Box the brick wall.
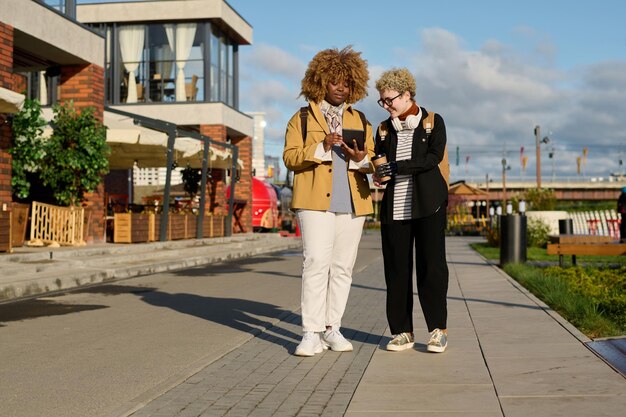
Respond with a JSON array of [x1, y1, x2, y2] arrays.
[[60, 64, 104, 120], [12, 73, 26, 94], [0, 23, 13, 206], [60, 64, 106, 242], [231, 134, 252, 233], [200, 124, 253, 234]]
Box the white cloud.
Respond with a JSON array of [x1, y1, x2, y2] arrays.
[[239, 28, 626, 180]]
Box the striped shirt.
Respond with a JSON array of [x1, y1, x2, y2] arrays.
[[393, 128, 414, 220]]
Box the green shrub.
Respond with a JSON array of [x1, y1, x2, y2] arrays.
[[9, 98, 47, 199], [544, 266, 626, 328], [522, 188, 557, 210], [527, 217, 550, 248]]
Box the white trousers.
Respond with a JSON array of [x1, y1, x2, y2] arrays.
[[296, 210, 366, 332]]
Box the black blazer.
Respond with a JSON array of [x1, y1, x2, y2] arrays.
[[374, 107, 448, 223]]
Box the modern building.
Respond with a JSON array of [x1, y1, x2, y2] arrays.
[[0, 0, 255, 243]]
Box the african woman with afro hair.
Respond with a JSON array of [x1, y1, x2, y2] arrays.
[[283, 46, 375, 357]]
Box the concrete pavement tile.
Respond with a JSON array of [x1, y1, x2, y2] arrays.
[[480, 341, 596, 359], [474, 321, 576, 345], [358, 349, 493, 385], [346, 383, 501, 413], [487, 355, 626, 396], [499, 394, 626, 417]]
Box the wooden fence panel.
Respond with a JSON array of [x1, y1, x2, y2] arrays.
[[30, 202, 84, 246]]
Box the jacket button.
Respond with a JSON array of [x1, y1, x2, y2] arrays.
[[329, 168, 332, 173], [326, 193, 331, 197]]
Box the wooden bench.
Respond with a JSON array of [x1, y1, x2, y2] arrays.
[[547, 234, 626, 266]]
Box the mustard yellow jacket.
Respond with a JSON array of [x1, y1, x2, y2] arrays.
[[283, 102, 375, 216]]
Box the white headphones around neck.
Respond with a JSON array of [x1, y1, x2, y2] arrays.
[[391, 114, 420, 131]]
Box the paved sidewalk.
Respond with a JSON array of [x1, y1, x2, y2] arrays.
[[0, 233, 302, 302], [121, 235, 625, 417]]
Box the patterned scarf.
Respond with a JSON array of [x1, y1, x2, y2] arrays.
[[320, 100, 344, 135]]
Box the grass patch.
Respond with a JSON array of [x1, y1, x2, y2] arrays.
[[470, 242, 626, 338], [503, 264, 625, 338]]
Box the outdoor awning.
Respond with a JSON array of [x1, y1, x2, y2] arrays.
[[448, 182, 488, 198], [104, 110, 242, 170], [0, 87, 25, 114]]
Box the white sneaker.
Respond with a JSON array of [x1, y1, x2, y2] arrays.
[[295, 332, 323, 356], [322, 328, 353, 352]]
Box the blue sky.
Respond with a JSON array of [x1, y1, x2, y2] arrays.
[[226, 0, 626, 181], [80, 0, 626, 180]]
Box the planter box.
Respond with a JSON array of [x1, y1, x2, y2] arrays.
[[212, 215, 225, 237], [185, 215, 198, 239], [168, 214, 187, 240], [202, 215, 212, 238], [114, 213, 224, 242], [113, 213, 153, 243], [0, 211, 12, 253]]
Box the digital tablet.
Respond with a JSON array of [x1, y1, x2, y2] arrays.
[[341, 129, 365, 151]]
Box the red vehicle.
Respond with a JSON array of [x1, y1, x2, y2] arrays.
[[226, 178, 279, 232], [251, 177, 279, 231]]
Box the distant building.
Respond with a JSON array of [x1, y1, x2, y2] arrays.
[[264, 155, 283, 184], [248, 112, 266, 178]]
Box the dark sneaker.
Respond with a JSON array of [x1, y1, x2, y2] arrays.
[[426, 328, 448, 353], [386, 332, 414, 351], [295, 332, 323, 356], [322, 329, 353, 352]]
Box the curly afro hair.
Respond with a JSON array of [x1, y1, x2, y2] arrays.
[[300, 46, 369, 104], [375, 67, 416, 99]]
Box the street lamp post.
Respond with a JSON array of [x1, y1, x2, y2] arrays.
[[534, 125, 550, 189], [485, 173, 490, 217], [502, 158, 511, 208]]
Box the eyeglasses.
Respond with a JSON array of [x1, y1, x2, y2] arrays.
[[377, 92, 403, 108]]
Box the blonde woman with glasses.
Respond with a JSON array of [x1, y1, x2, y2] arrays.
[[373, 67, 450, 353]]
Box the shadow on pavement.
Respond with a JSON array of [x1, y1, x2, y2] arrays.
[[0, 298, 108, 326], [136, 290, 302, 346]]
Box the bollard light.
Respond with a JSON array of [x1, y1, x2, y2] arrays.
[[506, 203, 513, 214], [519, 200, 526, 214], [489, 207, 495, 216], [496, 206, 502, 215]]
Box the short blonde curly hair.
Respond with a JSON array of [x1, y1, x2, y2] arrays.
[[300, 46, 369, 104], [375, 67, 416, 98]]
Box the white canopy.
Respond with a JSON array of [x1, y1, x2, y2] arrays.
[[0, 87, 25, 114], [104, 110, 242, 170]]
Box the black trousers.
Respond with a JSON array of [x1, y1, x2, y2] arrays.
[[621, 214, 626, 243], [381, 207, 448, 334]]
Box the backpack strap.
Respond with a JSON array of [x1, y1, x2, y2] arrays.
[[355, 109, 368, 130], [423, 111, 450, 189], [300, 106, 309, 142], [423, 111, 435, 138]]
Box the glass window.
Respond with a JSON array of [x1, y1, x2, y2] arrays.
[[210, 28, 220, 102], [220, 34, 227, 104], [147, 23, 175, 103], [117, 24, 147, 103], [185, 26, 204, 102], [38, 0, 76, 18], [227, 43, 234, 106]]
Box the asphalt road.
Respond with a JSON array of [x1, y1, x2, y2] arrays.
[[0, 247, 309, 417]]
